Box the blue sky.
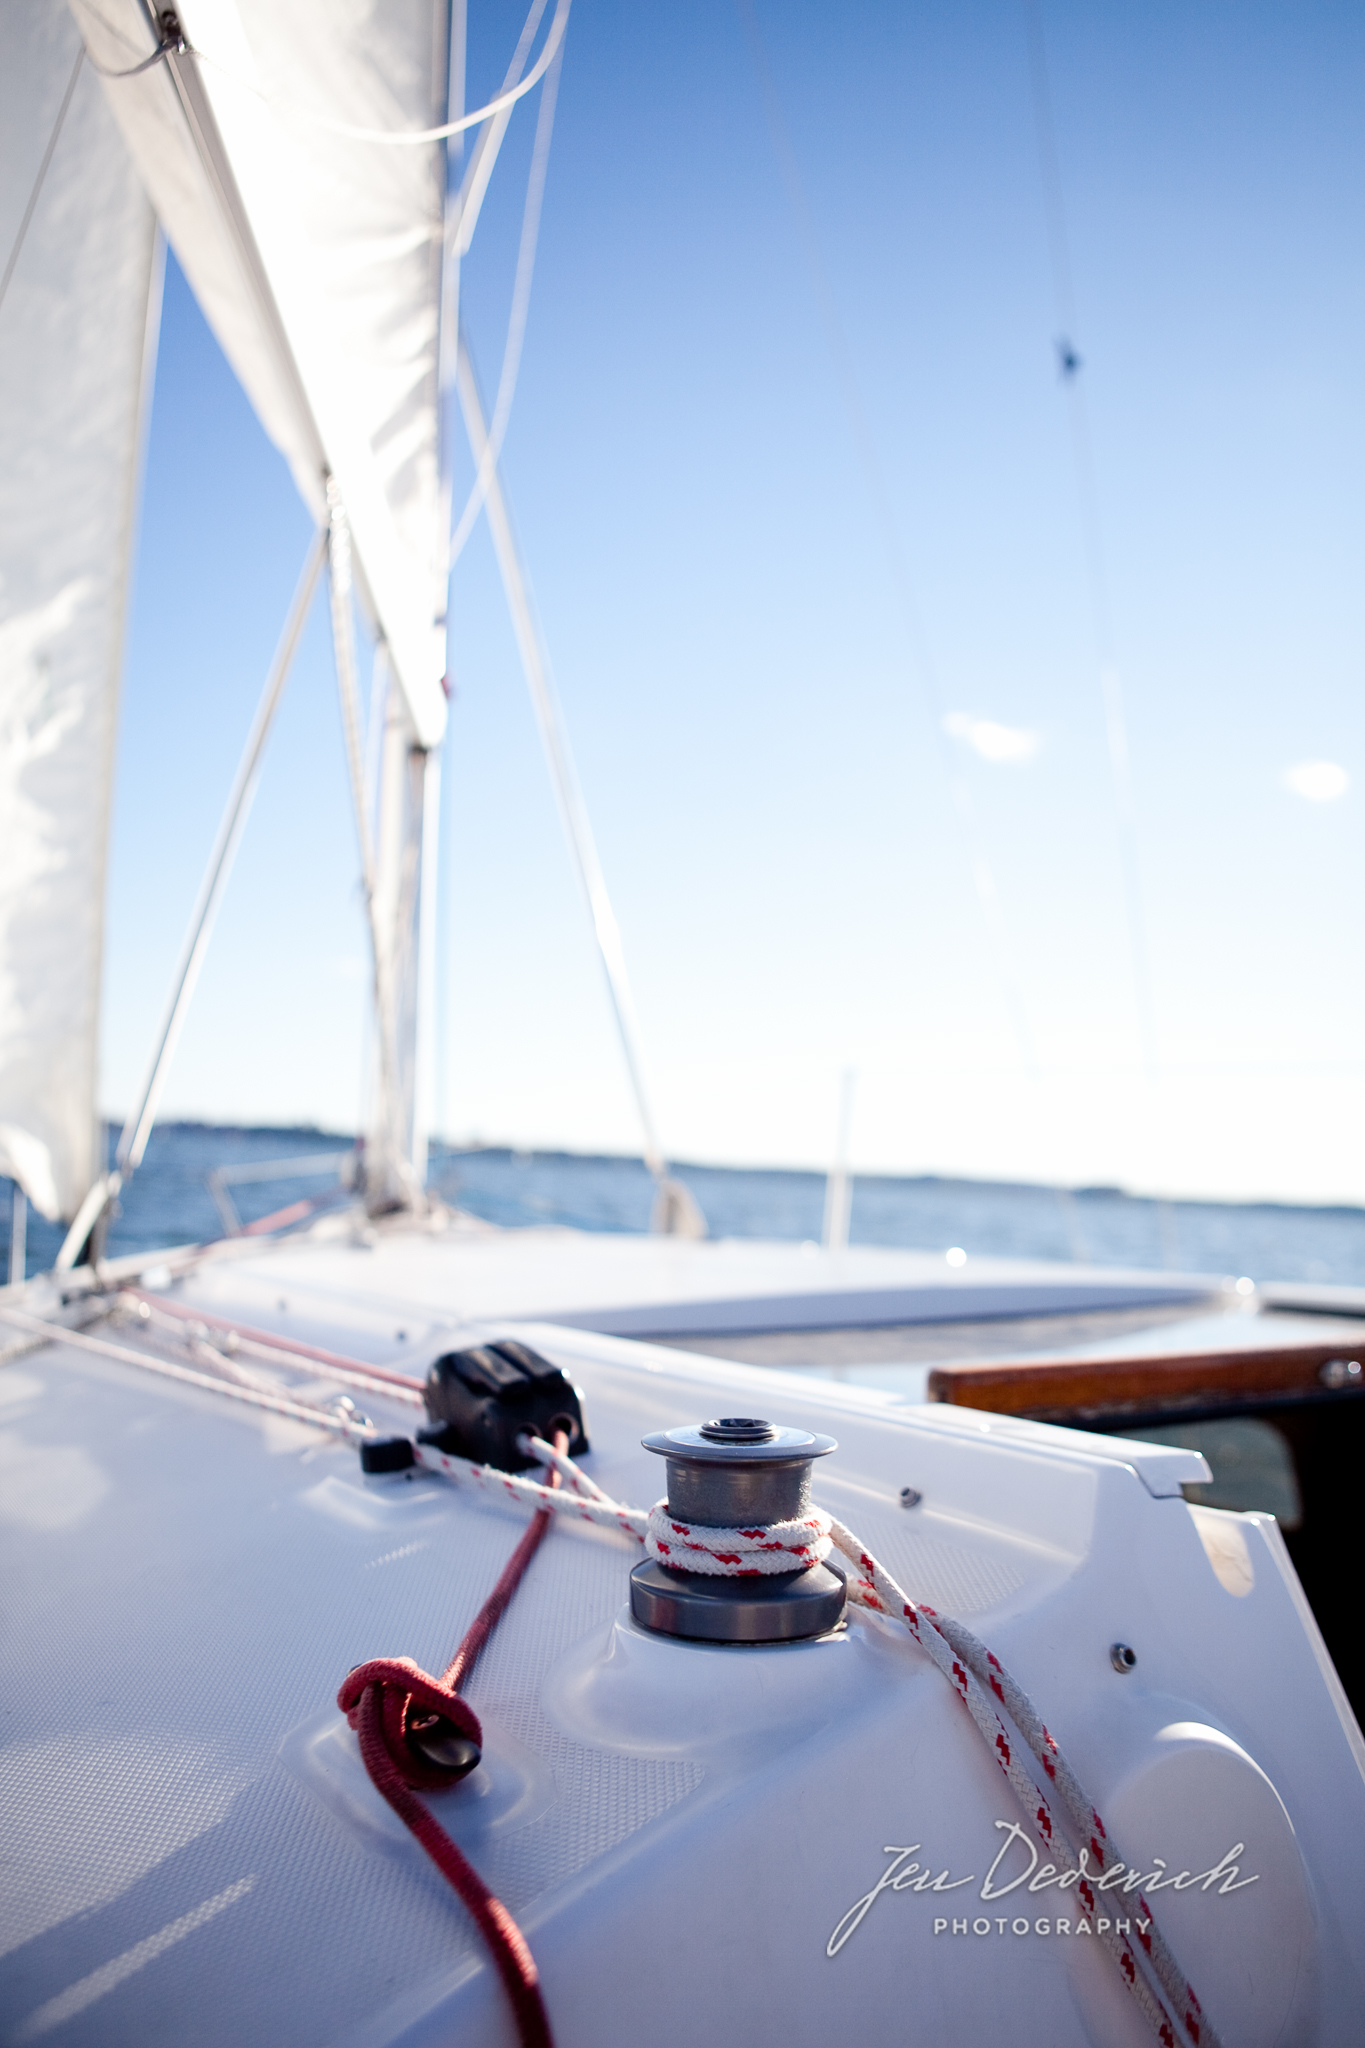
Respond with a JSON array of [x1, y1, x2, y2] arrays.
[[101, 0, 1365, 1202]]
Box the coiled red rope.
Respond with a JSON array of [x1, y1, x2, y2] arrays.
[[337, 1441, 567, 2048]]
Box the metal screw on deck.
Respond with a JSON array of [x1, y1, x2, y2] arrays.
[[630, 1417, 846, 1644]]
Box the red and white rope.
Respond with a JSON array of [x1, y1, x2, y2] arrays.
[[413, 1437, 650, 1541], [923, 1603, 1211, 2048], [643, 1502, 832, 1575], [516, 1431, 614, 1499], [830, 1521, 1213, 2048]]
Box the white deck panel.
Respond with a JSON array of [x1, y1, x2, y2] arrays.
[[1, 1226, 1362, 2045], [160, 1221, 1223, 1363]]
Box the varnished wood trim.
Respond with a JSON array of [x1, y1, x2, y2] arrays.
[[927, 1340, 1365, 1418]]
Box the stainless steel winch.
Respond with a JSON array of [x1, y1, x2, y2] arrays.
[[629, 1416, 846, 1643]]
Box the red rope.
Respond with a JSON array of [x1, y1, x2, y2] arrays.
[[442, 1509, 556, 1694], [337, 1442, 566, 2048]]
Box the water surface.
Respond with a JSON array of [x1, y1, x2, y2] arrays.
[[6, 1125, 1365, 1287]]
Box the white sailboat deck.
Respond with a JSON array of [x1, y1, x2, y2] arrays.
[[3, 1221, 1363, 2045]]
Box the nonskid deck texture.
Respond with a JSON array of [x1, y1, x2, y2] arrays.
[[2, 1226, 1363, 2047]]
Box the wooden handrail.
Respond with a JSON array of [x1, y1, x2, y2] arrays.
[[927, 1336, 1365, 1420]]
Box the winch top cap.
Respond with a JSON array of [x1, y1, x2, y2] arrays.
[[641, 1421, 837, 1463], [700, 1417, 776, 1443]]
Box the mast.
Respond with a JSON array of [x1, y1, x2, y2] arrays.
[[360, 0, 465, 1212]]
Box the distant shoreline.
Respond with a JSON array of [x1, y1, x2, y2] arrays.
[[85, 1120, 1365, 1222]]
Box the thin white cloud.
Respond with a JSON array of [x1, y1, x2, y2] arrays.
[[1284, 760, 1348, 803], [942, 711, 1040, 765]]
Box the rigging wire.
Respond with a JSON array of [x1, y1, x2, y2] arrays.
[[455, 333, 703, 1222], [447, 21, 564, 570], [438, 12, 700, 1228], [54, 532, 330, 1272], [735, 0, 1037, 1074], [0, 46, 84, 323], [1022, 0, 1159, 1079], [435, 0, 556, 564], [116, 527, 329, 1180], [448, 0, 551, 262]]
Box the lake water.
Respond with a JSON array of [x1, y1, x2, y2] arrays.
[[6, 1122, 1365, 1286]]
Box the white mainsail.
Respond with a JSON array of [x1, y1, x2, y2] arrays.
[[71, 0, 451, 751], [0, 3, 159, 1223]]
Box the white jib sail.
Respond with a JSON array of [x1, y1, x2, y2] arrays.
[[73, 0, 451, 749], [0, 2, 159, 1222]]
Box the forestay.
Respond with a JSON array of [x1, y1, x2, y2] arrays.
[[72, 0, 451, 749], [0, 0, 159, 1222]]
